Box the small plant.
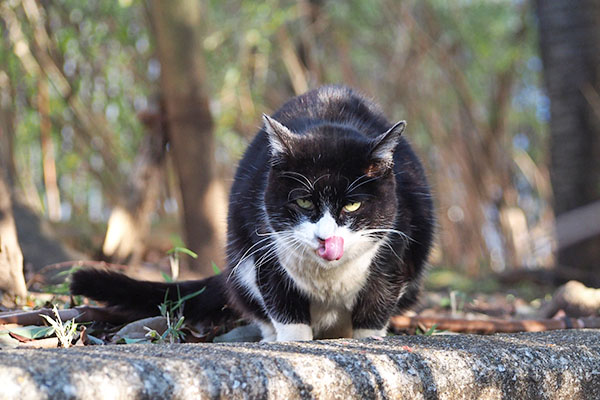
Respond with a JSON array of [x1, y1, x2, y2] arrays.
[[416, 323, 441, 336], [145, 312, 186, 344], [166, 246, 198, 281], [449, 290, 467, 315], [144, 287, 205, 344], [39, 305, 79, 348], [144, 243, 207, 343]]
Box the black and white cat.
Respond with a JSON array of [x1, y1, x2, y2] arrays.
[[71, 85, 434, 341]]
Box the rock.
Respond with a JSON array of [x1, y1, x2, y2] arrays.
[[1, 330, 600, 399], [541, 280, 600, 318], [113, 316, 168, 341], [213, 324, 262, 343]]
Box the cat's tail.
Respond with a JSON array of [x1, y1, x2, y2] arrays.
[[70, 269, 236, 325]]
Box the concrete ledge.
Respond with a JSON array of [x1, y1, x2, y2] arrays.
[[1, 330, 600, 399]]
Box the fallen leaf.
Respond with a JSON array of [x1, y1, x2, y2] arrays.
[[8, 332, 33, 343], [8, 326, 54, 340]]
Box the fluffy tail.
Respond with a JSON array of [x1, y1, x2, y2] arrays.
[[70, 269, 235, 325]]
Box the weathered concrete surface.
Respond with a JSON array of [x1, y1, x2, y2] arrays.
[[1, 330, 599, 399]]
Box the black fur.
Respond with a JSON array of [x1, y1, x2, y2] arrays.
[[70, 268, 233, 326], [71, 85, 434, 340]]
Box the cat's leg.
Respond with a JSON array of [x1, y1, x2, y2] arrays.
[[351, 276, 407, 339], [257, 261, 312, 341]]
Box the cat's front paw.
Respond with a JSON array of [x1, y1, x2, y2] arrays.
[[353, 328, 387, 340], [257, 322, 277, 342], [273, 322, 313, 341]]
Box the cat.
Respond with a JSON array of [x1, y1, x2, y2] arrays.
[[71, 85, 434, 341]]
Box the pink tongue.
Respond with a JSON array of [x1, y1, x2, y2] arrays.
[[317, 236, 344, 261]]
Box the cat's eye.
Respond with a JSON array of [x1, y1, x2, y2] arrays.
[[343, 201, 362, 212], [296, 198, 314, 210]]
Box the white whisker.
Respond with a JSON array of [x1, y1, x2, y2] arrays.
[[346, 174, 381, 195], [280, 171, 314, 191], [361, 228, 417, 244]]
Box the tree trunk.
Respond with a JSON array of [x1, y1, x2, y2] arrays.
[[0, 160, 27, 303], [148, 0, 224, 275], [38, 78, 61, 221], [0, 60, 26, 303], [0, 71, 17, 188], [536, 1, 600, 280]]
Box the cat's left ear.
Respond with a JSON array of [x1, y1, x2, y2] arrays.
[[262, 114, 298, 157], [369, 120, 406, 166]]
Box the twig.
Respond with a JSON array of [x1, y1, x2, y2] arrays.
[[40, 260, 130, 272], [0, 306, 131, 326], [15, 337, 59, 348], [390, 315, 600, 335], [277, 27, 309, 95]]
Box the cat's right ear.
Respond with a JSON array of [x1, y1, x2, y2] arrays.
[[368, 120, 406, 173], [262, 114, 296, 157]]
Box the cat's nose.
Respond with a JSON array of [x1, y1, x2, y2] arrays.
[[315, 211, 337, 240]]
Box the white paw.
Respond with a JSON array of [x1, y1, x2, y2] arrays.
[[273, 322, 313, 341], [353, 328, 387, 339], [257, 322, 277, 342]]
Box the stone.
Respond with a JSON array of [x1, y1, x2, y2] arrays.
[[0, 330, 599, 399]]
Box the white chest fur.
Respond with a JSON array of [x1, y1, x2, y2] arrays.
[[278, 241, 378, 305], [233, 218, 382, 340], [277, 237, 381, 337]]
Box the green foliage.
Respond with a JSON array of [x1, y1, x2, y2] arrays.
[[1, 0, 151, 222], [1, 0, 547, 273]]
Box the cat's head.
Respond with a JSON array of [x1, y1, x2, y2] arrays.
[[262, 115, 405, 268]]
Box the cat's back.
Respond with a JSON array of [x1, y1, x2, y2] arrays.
[[271, 85, 390, 137]]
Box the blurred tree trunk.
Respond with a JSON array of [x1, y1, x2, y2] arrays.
[[148, 0, 224, 275], [0, 147, 27, 304], [0, 56, 26, 302], [0, 74, 17, 187], [38, 78, 61, 221], [536, 1, 600, 281]]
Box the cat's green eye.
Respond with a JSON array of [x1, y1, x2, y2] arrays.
[[296, 198, 314, 210], [344, 201, 362, 212]]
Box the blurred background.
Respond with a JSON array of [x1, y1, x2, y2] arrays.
[[0, 0, 599, 304]]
